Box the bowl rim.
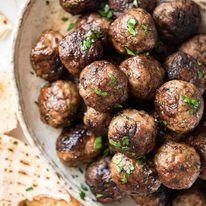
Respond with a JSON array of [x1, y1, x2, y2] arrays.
[[10, 1, 98, 205]]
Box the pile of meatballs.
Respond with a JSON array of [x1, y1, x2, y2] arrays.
[[30, 0, 206, 205]]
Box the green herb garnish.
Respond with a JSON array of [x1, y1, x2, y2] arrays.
[[133, 0, 139, 7], [61, 17, 68, 22], [98, 4, 113, 19], [137, 156, 146, 165], [96, 193, 104, 198], [25, 187, 33, 192], [94, 88, 108, 96], [81, 184, 88, 191], [181, 96, 200, 109], [125, 47, 141, 56], [109, 73, 117, 84], [121, 175, 128, 184], [197, 61, 203, 66], [188, 109, 193, 115], [141, 24, 149, 33], [109, 139, 121, 149], [67, 23, 75, 31], [94, 136, 103, 149], [198, 70, 204, 79], [80, 31, 95, 51], [79, 191, 86, 200], [114, 103, 123, 109], [127, 18, 137, 36], [124, 164, 135, 175], [122, 136, 129, 146]]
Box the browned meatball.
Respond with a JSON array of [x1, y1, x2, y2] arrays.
[[172, 190, 206, 206], [108, 109, 156, 158], [155, 80, 204, 133], [132, 189, 167, 206], [110, 153, 161, 195], [153, 0, 201, 45], [76, 13, 111, 45], [180, 34, 206, 65], [30, 30, 64, 81], [120, 55, 165, 100], [165, 51, 206, 94], [38, 80, 80, 128], [186, 124, 206, 180], [59, 29, 103, 76], [109, 8, 157, 55], [79, 60, 128, 112], [56, 125, 100, 166], [108, 0, 156, 17], [83, 107, 112, 136], [85, 157, 124, 203], [59, 0, 103, 15], [155, 141, 201, 190]]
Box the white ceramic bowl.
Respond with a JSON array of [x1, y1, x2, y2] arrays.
[[12, 0, 206, 205]]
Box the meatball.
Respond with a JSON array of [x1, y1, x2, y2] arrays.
[[155, 80, 204, 133], [83, 107, 112, 136], [38, 80, 80, 128], [132, 189, 167, 206], [85, 157, 124, 203], [165, 51, 206, 94], [120, 55, 165, 100], [59, 0, 102, 15], [172, 190, 206, 206], [180, 34, 206, 65], [79, 60, 128, 112], [56, 125, 100, 166], [109, 8, 157, 55], [108, 0, 156, 17], [30, 30, 64, 81], [186, 124, 206, 180], [59, 29, 103, 76], [153, 0, 201, 45], [108, 109, 156, 158], [110, 153, 161, 195], [155, 141, 201, 190], [76, 13, 111, 45]]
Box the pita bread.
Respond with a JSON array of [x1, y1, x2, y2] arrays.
[[0, 71, 17, 134], [0, 135, 80, 206], [0, 12, 12, 40]]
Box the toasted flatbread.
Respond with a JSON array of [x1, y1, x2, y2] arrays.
[[0, 72, 17, 134], [0, 135, 80, 206], [0, 12, 12, 40]]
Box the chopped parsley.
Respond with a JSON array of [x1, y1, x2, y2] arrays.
[[114, 103, 123, 109], [96, 193, 104, 198], [127, 18, 137, 36], [121, 175, 128, 184], [198, 70, 204, 79], [100, 148, 110, 159], [181, 96, 200, 109], [125, 47, 141, 56], [124, 163, 135, 175], [61, 17, 68, 22], [136, 156, 146, 165], [114, 155, 123, 173], [79, 191, 86, 200], [109, 73, 117, 84], [197, 61, 203, 66], [109, 139, 121, 149], [95, 30, 102, 38], [94, 88, 108, 96], [81, 184, 88, 191], [67, 23, 75, 31], [133, 0, 139, 7], [25, 187, 33, 192], [188, 109, 193, 115], [122, 136, 129, 146], [98, 4, 113, 19], [94, 136, 103, 149], [80, 31, 95, 51], [141, 24, 149, 33]]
